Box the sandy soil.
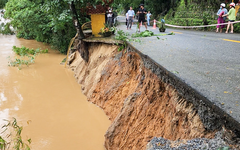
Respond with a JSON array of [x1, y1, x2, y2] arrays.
[[69, 43, 215, 150]]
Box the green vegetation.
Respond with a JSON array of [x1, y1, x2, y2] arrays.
[[8, 46, 48, 70], [4, 0, 76, 53], [99, 24, 117, 36], [114, 29, 142, 51], [2, 0, 240, 55], [113, 0, 179, 20], [115, 30, 129, 41], [217, 147, 230, 150], [131, 30, 174, 38], [0, 118, 31, 150], [12, 46, 48, 56], [0, 0, 8, 8], [3, 0, 99, 54], [115, 30, 174, 51], [114, 30, 129, 51], [164, 0, 240, 32], [0, 22, 14, 35], [132, 30, 154, 37], [113, 0, 239, 32]]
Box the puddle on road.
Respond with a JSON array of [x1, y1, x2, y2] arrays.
[[0, 35, 110, 150]]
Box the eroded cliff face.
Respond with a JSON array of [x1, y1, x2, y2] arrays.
[[69, 43, 215, 150]]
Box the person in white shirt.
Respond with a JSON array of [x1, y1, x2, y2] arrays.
[[127, 7, 135, 29], [146, 11, 151, 26]]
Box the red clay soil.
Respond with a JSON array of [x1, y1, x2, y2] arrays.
[[69, 43, 215, 150]]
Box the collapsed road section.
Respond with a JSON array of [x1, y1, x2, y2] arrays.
[[68, 38, 240, 150]]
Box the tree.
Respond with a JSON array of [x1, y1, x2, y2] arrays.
[[112, 0, 180, 19], [4, 0, 100, 54], [0, 0, 8, 9], [69, 1, 85, 40]]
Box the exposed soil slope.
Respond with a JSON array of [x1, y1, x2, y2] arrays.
[[69, 43, 215, 150]]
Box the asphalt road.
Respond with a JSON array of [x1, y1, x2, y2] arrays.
[[116, 16, 240, 124]]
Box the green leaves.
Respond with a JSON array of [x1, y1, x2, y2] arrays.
[[131, 30, 154, 38], [0, 136, 7, 150], [0, 22, 14, 35], [4, 0, 78, 53], [8, 46, 48, 70], [12, 46, 48, 56], [0, 0, 8, 8], [131, 30, 174, 38], [0, 118, 32, 150], [217, 147, 229, 150], [115, 29, 129, 41], [4, 0, 117, 53], [114, 30, 129, 51]]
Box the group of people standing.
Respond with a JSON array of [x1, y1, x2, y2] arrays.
[[125, 4, 152, 32], [124, 2, 237, 33], [216, 2, 236, 33]]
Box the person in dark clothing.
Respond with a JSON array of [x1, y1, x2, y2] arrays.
[[126, 12, 128, 26], [112, 12, 115, 26], [137, 4, 147, 32], [107, 9, 113, 27]]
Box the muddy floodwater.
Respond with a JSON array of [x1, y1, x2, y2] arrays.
[[0, 35, 110, 150]]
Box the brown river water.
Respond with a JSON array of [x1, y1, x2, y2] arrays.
[[0, 35, 110, 150]]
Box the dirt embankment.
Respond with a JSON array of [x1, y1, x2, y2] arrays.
[[69, 42, 236, 150]]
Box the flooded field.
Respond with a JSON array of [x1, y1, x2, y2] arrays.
[[0, 35, 110, 150]]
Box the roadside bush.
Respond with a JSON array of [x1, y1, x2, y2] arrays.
[[0, 0, 8, 8], [4, 0, 79, 54], [166, 18, 203, 26], [0, 22, 14, 34]]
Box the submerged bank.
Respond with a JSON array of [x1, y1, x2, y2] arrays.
[[69, 40, 240, 149]]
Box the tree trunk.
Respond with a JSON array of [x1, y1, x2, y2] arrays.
[[70, 1, 85, 40], [69, 1, 89, 62]]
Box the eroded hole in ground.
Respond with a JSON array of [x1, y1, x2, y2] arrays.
[[69, 42, 240, 150]]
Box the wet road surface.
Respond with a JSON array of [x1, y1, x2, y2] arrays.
[[117, 15, 240, 126]]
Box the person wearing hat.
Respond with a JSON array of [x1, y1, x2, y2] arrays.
[[137, 4, 147, 32], [223, 3, 236, 33], [216, 3, 228, 33]]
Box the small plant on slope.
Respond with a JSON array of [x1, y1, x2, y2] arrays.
[[114, 29, 142, 51], [114, 29, 129, 51]]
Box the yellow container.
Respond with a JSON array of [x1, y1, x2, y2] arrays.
[[91, 13, 105, 37], [236, 5, 239, 16]]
